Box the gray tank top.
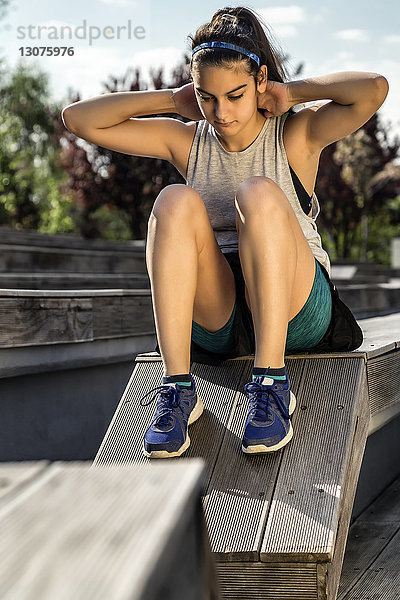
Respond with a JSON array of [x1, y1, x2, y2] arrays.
[[185, 113, 331, 277]]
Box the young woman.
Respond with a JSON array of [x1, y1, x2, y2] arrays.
[[61, 6, 388, 459]]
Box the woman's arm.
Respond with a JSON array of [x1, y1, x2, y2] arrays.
[[60, 84, 202, 161], [286, 72, 389, 153], [61, 89, 176, 133]]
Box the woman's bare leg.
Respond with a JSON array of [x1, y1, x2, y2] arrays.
[[146, 184, 236, 377], [235, 176, 316, 369]]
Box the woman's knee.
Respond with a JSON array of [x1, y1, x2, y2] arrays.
[[235, 176, 288, 219], [150, 184, 206, 221]]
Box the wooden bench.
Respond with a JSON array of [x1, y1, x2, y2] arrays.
[[94, 312, 400, 600], [0, 459, 217, 599], [0, 288, 154, 348]]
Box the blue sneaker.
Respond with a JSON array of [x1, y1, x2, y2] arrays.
[[140, 375, 204, 458], [242, 369, 296, 454]]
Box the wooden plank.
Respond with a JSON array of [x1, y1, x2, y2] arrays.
[[0, 289, 150, 297], [344, 283, 400, 315], [360, 475, 400, 523], [367, 348, 400, 419], [0, 292, 155, 348], [0, 462, 49, 507], [216, 562, 318, 600], [338, 521, 396, 598], [261, 357, 369, 563], [92, 295, 154, 338], [181, 359, 247, 480], [0, 335, 153, 379], [339, 475, 400, 599], [358, 313, 400, 345], [204, 359, 304, 561], [357, 312, 400, 358], [340, 526, 400, 599], [0, 297, 93, 347], [0, 273, 148, 290], [0, 244, 146, 274], [325, 367, 370, 600], [94, 358, 246, 493], [0, 226, 145, 252], [0, 460, 209, 600]]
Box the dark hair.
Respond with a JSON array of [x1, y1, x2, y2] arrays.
[[188, 6, 290, 86]]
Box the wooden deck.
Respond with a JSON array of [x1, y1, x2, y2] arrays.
[[94, 312, 400, 600], [338, 474, 400, 599]]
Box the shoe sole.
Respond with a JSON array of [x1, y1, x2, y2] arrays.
[[242, 390, 297, 454], [143, 394, 204, 459]]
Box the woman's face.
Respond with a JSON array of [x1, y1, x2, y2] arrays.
[[193, 63, 263, 134]]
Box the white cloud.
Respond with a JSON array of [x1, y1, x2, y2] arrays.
[[256, 6, 306, 38], [335, 29, 369, 42], [272, 24, 298, 38], [257, 6, 306, 24], [383, 35, 400, 44]]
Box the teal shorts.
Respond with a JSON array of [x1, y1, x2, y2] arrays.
[[191, 254, 332, 356]]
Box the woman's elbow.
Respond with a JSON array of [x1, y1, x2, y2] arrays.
[[61, 105, 80, 134], [374, 74, 389, 104]]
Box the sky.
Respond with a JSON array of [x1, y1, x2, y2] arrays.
[[1, 0, 399, 141]]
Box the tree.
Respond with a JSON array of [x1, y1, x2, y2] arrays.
[[316, 113, 400, 262], [0, 61, 76, 232]]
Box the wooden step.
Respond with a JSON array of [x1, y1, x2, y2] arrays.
[[0, 243, 146, 274], [0, 228, 146, 274], [0, 273, 150, 290], [0, 226, 145, 251], [93, 315, 400, 599], [0, 460, 216, 599], [0, 288, 154, 348]]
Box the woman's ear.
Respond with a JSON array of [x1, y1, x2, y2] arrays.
[[256, 65, 268, 92]]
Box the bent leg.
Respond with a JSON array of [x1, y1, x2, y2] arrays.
[[235, 176, 316, 368], [146, 184, 236, 376]]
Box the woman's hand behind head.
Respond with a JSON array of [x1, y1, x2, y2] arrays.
[[173, 83, 204, 121], [257, 80, 292, 118]]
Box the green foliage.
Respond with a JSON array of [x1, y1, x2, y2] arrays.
[[86, 205, 133, 241], [365, 195, 400, 264], [36, 178, 77, 234], [316, 113, 400, 263], [0, 61, 79, 233]]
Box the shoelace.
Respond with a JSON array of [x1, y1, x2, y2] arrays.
[[140, 384, 183, 428], [243, 380, 290, 422]]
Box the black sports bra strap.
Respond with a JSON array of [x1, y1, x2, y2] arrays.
[[289, 165, 312, 215]]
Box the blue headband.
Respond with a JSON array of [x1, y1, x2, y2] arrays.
[[191, 41, 260, 68]]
